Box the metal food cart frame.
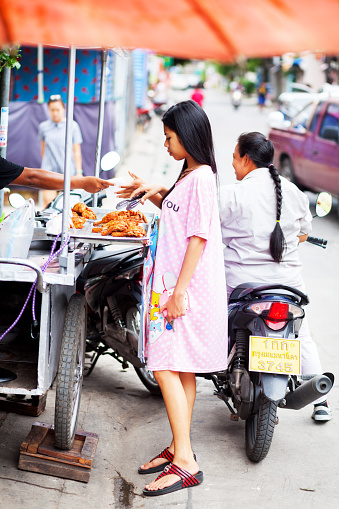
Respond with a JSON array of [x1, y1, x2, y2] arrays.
[[0, 46, 149, 450]]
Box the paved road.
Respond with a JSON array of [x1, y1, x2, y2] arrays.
[[1, 89, 338, 509]]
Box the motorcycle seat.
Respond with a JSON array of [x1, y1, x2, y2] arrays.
[[81, 247, 139, 278], [229, 282, 304, 304]]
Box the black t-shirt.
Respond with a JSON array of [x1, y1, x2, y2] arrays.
[[0, 156, 24, 189]]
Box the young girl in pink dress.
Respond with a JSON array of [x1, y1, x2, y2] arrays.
[[118, 100, 227, 496]]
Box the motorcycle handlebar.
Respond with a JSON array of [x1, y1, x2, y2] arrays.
[[306, 236, 327, 248]]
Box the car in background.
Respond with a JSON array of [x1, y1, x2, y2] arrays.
[[289, 83, 314, 93], [170, 73, 189, 90], [277, 83, 339, 119], [269, 97, 339, 215]]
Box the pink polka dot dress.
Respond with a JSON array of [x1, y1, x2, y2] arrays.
[[146, 166, 228, 373]]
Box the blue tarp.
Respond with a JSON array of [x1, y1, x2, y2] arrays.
[[11, 47, 114, 103]]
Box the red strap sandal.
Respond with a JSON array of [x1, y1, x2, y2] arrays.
[[138, 447, 174, 475], [143, 462, 203, 496]]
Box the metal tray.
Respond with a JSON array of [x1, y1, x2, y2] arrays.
[[44, 209, 155, 245]]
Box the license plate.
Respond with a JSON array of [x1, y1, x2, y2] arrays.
[[249, 336, 301, 375]]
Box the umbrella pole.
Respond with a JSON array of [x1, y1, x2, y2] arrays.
[[37, 44, 44, 104], [92, 48, 108, 208], [0, 65, 11, 218], [59, 45, 76, 271]]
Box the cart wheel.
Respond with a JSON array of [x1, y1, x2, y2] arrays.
[[54, 293, 86, 450]]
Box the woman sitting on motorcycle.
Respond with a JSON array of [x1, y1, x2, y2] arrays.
[[118, 100, 228, 496], [218, 131, 332, 422]]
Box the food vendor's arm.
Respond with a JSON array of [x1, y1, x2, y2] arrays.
[[12, 168, 112, 193]]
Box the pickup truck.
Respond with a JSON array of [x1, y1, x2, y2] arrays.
[[269, 98, 339, 204]]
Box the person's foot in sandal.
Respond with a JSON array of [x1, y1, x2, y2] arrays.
[[143, 456, 201, 496], [138, 447, 174, 475]]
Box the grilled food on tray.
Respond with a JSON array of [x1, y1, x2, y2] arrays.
[[72, 202, 97, 220], [92, 221, 146, 238], [110, 224, 146, 237], [92, 210, 147, 237], [69, 204, 147, 237], [93, 209, 147, 225], [71, 212, 87, 229]]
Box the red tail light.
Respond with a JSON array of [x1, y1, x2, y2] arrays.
[[267, 302, 289, 320], [265, 302, 289, 330]]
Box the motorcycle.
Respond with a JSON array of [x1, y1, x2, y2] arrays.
[[232, 89, 242, 109], [199, 191, 334, 462], [136, 100, 154, 131], [31, 152, 161, 395], [76, 242, 161, 395]]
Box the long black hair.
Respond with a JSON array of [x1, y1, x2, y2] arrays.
[[161, 100, 217, 204], [237, 132, 286, 263]]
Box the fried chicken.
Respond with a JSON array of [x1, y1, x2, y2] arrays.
[[72, 202, 87, 215], [91, 217, 146, 237], [95, 209, 147, 226], [82, 208, 97, 220], [71, 212, 86, 229], [72, 202, 97, 220]]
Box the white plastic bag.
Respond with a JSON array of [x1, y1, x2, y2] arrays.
[[0, 198, 35, 259], [45, 208, 73, 234]]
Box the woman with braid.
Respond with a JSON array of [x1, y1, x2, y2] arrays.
[[219, 131, 332, 422]]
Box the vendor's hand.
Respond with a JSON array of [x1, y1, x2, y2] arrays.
[[159, 293, 187, 323], [81, 176, 113, 193]]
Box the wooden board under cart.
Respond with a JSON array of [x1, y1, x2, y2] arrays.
[[18, 421, 99, 482]]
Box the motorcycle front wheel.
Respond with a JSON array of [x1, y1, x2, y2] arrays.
[[125, 306, 161, 396], [245, 393, 277, 462], [54, 294, 86, 450], [134, 366, 161, 396]]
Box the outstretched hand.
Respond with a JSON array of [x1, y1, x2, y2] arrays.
[[81, 176, 114, 193], [116, 171, 148, 200], [117, 171, 165, 205]]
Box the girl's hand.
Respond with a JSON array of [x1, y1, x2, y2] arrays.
[[159, 293, 187, 323], [115, 170, 162, 204], [115, 171, 147, 199]]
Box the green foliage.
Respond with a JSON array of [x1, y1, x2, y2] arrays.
[[0, 46, 21, 72], [214, 62, 238, 78], [240, 78, 256, 95], [214, 58, 263, 78], [246, 58, 263, 73]]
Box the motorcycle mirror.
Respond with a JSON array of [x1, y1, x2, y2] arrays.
[[8, 193, 26, 209], [101, 151, 121, 172], [315, 192, 332, 217]]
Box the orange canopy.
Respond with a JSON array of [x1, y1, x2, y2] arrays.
[[1, 0, 339, 61]]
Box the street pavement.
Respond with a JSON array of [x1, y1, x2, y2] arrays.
[[0, 88, 338, 509]]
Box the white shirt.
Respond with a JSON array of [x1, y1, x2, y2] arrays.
[[219, 167, 312, 288]]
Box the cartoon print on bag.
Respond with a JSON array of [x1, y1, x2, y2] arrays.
[[149, 271, 177, 344]]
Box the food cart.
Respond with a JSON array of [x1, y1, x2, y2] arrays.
[[0, 47, 153, 451]]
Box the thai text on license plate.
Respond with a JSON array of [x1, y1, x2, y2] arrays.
[[249, 336, 301, 375]]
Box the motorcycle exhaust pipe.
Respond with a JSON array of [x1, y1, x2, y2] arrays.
[[280, 373, 334, 410]]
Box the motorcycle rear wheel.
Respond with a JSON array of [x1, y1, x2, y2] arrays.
[[245, 393, 277, 462]]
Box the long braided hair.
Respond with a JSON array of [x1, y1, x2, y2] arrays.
[[237, 132, 286, 263]]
